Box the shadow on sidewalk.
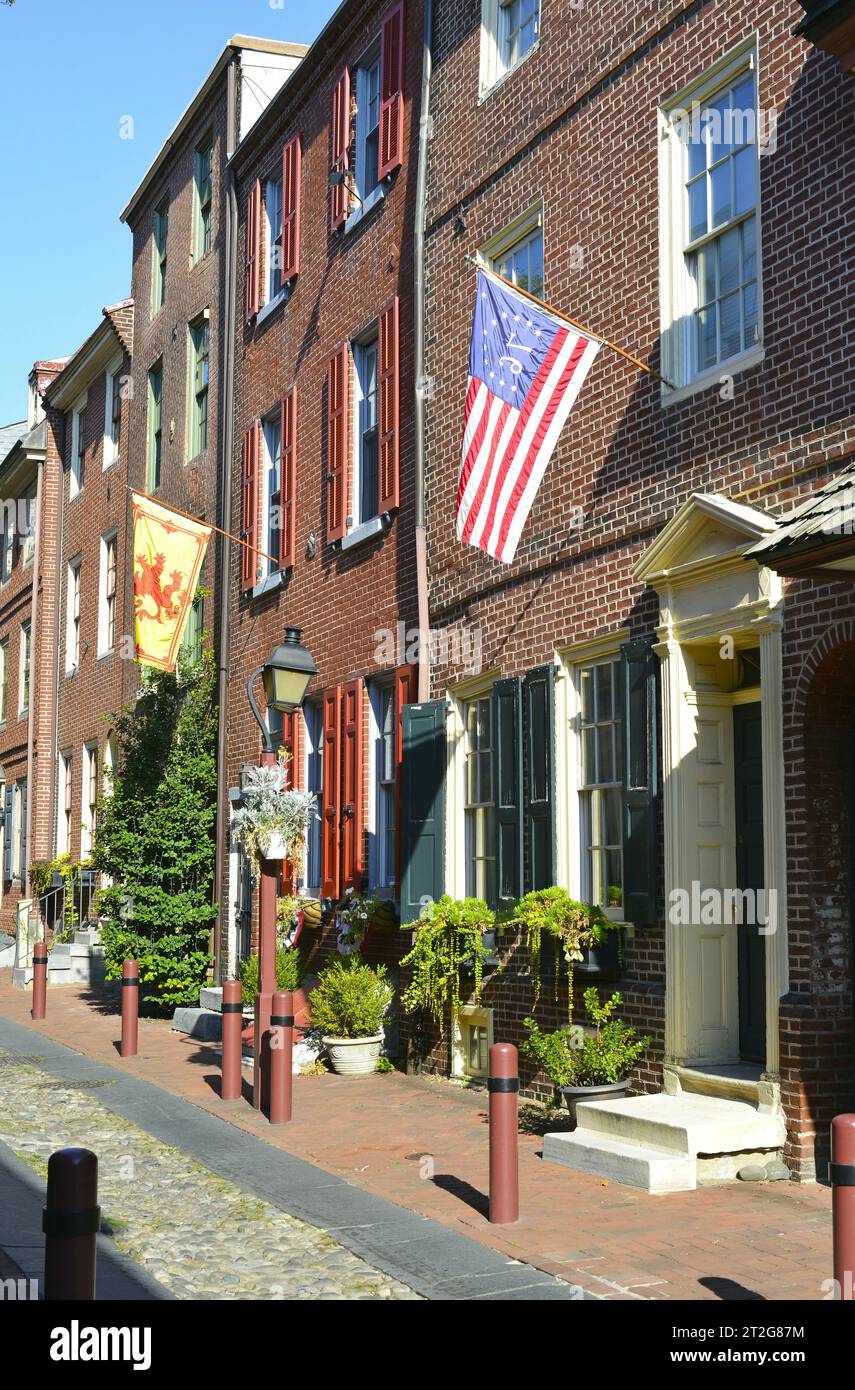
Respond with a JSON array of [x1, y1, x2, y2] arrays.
[[432, 1173, 489, 1218], [698, 1276, 766, 1301]]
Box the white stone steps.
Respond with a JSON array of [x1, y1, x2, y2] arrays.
[[543, 1129, 697, 1194], [574, 1092, 785, 1156]]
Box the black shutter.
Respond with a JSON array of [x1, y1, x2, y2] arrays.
[[400, 701, 446, 924], [524, 665, 556, 892], [492, 678, 522, 907], [3, 783, 12, 882], [621, 639, 659, 926]]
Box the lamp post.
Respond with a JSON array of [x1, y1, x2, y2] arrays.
[[246, 627, 316, 1111]]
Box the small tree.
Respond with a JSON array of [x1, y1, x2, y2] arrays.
[[91, 653, 218, 1014]]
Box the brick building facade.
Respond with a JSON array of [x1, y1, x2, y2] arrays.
[[408, 0, 855, 1178]]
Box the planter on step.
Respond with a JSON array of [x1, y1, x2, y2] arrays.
[[323, 1033, 383, 1077], [561, 1078, 631, 1128]]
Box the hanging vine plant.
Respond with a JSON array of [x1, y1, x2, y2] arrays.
[[400, 896, 496, 1037], [513, 887, 619, 1017]]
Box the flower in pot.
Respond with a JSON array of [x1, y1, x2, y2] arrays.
[[522, 988, 651, 1125], [310, 956, 393, 1077], [231, 764, 317, 878]]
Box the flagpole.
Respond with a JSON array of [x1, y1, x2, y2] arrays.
[[464, 254, 677, 392], [126, 486, 279, 567]]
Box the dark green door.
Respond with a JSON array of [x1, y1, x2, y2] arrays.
[[734, 703, 766, 1063]]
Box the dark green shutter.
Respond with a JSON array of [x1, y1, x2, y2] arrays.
[[621, 639, 659, 926], [524, 665, 556, 891], [492, 678, 523, 907], [3, 784, 12, 881], [400, 701, 446, 923]]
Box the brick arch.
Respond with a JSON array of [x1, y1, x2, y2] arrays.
[[792, 619, 855, 722]]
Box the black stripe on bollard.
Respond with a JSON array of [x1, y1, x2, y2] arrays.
[[43, 1206, 101, 1237], [121, 978, 139, 986], [222, 1002, 243, 1013], [829, 1163, 855, 1186], [487, 1077, 519, 1093], [271, 1015, 295, 1027]]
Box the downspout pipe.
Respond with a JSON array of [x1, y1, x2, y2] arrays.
[[24, 456, 43, 894], [213, 55, 239, 983], [413, 0, 433, 703]]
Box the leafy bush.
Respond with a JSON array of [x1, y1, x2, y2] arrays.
[[91, 656, 218, 1015], [523, 989, 651, 1089], [514, 886, 618, 1014], [240, 948, 306, 1007], [400, 896, 496, 1036], [309, 957, 393, 1039]]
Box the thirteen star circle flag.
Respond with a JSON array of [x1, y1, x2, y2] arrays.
[[131, 492, 211, 671], [456, 267, 601, 564]]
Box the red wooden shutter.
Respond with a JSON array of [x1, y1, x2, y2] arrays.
[[394, 662, 418, 890], [241, 421, 259, 590], [341, 679, 364, 893], [378, 296, 400, 512], [379, 2, 405, 180], [280, 387, 297, 569], [321, 687, 342, 900], [331, 67, 351, 231], [326, 344, 349, 542], [245, 178, 261, 320], [281, 134, 301, 282]]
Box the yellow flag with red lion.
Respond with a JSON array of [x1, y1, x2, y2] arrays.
[[132, 493, 211, 671]]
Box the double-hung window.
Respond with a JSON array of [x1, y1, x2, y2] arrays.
[[353, 334, 379, 526], [58, 752, 72, 856], [370, 685, 397, 891], [21, 484, 36, 565], [261, 409, 282, 577], [147, 362, 163, 490], [189, 318, 210, 459], [71, 404, 85, 497], [0, 639, 7, 723], [98, 533, 117, 655], [481, 0, 540, 94], [152, 197, 168, 313], [463, 694, 496, 905], [0, 505, 12, 583], [661, 44, 762, 393], [354, 46, 381, 209], [179, 594, 204, 668], [193, 137, 213, 262], [265, 173, 283, 303], [104, 361, 123, 467], [578, 658, 624, 914], [19, 623, 31, 717], [304, 702, 323, 897], [482, 207, 544, 298], [82, 743, 98, 858], [66, 559, 81, 672]]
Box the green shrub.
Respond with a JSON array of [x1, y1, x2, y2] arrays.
[[523, 989, 651, 1089], [309, 957, 393, 1039], [400, 895, 495, 1036], [240, 948, 305, 1007]]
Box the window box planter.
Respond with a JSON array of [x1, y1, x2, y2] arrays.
[[576, 926, 623, 979]]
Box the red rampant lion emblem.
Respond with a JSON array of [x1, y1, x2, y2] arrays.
[[134, 551, 187, 624]]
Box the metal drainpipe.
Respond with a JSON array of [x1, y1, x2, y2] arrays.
[[413, 0, 433, 703], [50, 423, 65, 862], [213, 55, 239, 984], [24, 457, 43, 893]]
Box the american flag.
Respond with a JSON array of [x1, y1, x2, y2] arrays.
[[456, 268, 601, 564]]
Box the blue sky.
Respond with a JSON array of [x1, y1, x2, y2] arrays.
[[0, 0, 340, 424]]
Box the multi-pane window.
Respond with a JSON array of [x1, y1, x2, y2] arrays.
[[99, 533, 117, 654], [262, 410, 281, 572], [0, 639, 7, 722], [355, 48, 381, 205], [19, 623, 31, 715], [499, 0, 540, 73], [105, 365, 122, 466], [0, 505, 11, 582], [71, 406, 85, 496], [304, 702, 323, 897], [467, 1020, 488, 1075], [374, 685, 396, 890], [147, 363, 162, 490], [67, 559, 81, 672], [194, 137, 213, 262], [492, 225, 543, 298], [82, 743, 98, 858], [16, 778, 27, 878], [578, 659, 624, 913], [152, 197, 168, 313], [189, 318, 210, 459], [265, 174, 283, 302], [179, 594, 204, 669], [21, 483, 36, 564], [355, 336, 379, 524], [463, 695, 496, 906], [58, 752, 72, 856]]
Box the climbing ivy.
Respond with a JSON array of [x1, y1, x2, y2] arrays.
[[91, 653, 218, 1015]]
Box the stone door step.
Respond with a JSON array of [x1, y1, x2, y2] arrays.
[[543, 1129, 697, 1194]]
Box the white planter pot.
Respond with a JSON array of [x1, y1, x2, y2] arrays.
[[259, 830, 287, 860], [323, 1033, 383, 1077]]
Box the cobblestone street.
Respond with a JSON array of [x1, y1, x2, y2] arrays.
[[0, 1051, 420, 1301]]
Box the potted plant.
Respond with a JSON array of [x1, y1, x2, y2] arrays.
[[400, 896, 496, 1037], [231, 764, 317, 876], [514, 887, 622, 1013], [310, 956, 393, 1076], [522, 988, 651, 1125]]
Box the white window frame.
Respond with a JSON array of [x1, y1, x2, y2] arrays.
[[445, 670, 499, 902], [352, 330, 380, 529], [13, 780, 26, 880], [98, 530, 118, 656], [353, 44, 383, 217], [480, 203, 544, 296], [70, 395, 87, 498], [21, 483, 36, 567], [368, 683, 397, 894], [264, 171, 284, 308], [258, 409, 282, 584], [479, 0, 540, 99], [0, 639, 7, 724], [81, 742, 98, 859], [58, 751, 73, 857], [66, 557, 82, 674], [103, 354, 124, 469], [303, 701, 323, 898], [0, 502, 12, 584], [659, 36, 764, 403], [18, 622, 30, 718]]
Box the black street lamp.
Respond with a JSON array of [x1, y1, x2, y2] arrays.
[[246, 626, 317, 753]]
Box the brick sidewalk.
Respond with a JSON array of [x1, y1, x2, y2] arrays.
[[0, 970, 832, 1301]]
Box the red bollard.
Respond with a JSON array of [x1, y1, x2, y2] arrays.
[[830, 1113, 855, 1300], [120, 958, 139, 1058], [269, 990, 294, 1125], [488, 1042, 519, 1224], [43, 1147, 99, 1300], [31, 942, 47, 1020], [221, 979, 243, 1102]]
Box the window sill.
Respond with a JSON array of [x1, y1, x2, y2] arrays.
[[478, 40, 540, 105], [344, 184, 386, 235], [660, 344, 765, 408], [252, 570, 284, 599], [69, 487, 84, 503], [256, 288, 290, 327], [339, 514, 390, 552], [102, 455, 119, 473], [96, 648, 114, 662]]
